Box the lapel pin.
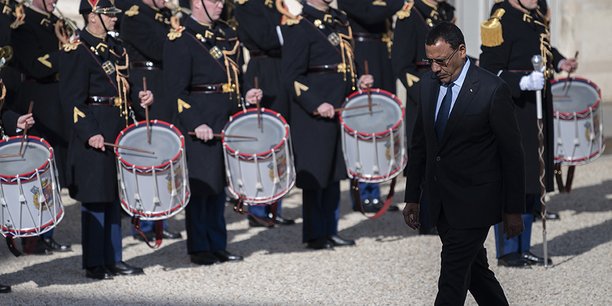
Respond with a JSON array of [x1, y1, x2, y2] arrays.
[[470, 88, 473, 93]]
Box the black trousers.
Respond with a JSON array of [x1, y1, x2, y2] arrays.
[[81, 202, 122, 269], [435, 213, 508, 306], [301, 181, 340, 243]]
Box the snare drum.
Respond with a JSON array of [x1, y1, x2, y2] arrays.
[[0, 136, 64, 238], [339, 89, 407, 183], [551, 77, 604, 165], [115, 120, 190, 221], [223, 108, 295, 205]]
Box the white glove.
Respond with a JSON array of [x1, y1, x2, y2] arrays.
[[519, 71, 545, 91]]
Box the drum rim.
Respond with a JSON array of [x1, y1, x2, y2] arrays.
[[114, 120, 185, 171], [554, 146, 604, 165], [338, 88, 405, 138], [120, 189, 191, 219], [551, 77, 602, 119], [0, 136, 53, 182], [222, 108, 290, 158], [1, 208, 64, 237]]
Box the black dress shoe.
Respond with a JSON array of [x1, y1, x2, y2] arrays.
[[162, 229, 182, 239], [273, 215, 296, 225], [107, 261, 144, 276], [534, 211, 560, 221], [247, 215, 274, 228], [212, 250, 244, 262], [85, 266, 114, 280], [328, 235, 356, 247], [306, 238, 334, 250], [497, 253, 530, 267], [190, 251, 221, 265], [522, 251, 553, 266], [42, 237, 72, 252], [0, 283, 11, 293], [22, 237, 53, 255]]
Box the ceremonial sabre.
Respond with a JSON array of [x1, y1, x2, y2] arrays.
[[532, 55, 549, 268]]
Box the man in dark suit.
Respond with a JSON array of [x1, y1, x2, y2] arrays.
[[402, 22, 525, 305]]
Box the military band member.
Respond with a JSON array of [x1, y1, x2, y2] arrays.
[[337, 0, 404, 213], [280, 0, 372, 249], [234, 0, 295, 227], [479, 0, 577, 267], [0, 107, 35, 293], [11, 0, 73, 254], [59, 0, 150, 279], [120, 0, 182, 241], [391, 0, 441, 235], [163, 0, 261, 265]]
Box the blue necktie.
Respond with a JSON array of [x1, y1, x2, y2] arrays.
[[435, 83, 454, 139]]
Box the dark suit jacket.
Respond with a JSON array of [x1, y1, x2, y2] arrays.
[[404, 62, 526, 229]]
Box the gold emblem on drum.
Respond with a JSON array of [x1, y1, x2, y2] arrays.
[[30, 178, 52, 210], [268, 153, 287, 181]]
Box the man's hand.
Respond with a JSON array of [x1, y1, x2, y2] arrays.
[[503, 213, 524, 238], [358, 74, 374, 90], [315, 102, 335, 118], [402, 202, 420, 230], [138, 90, 154, 108], [88, 134, 105, 151], [194, 124, 214, 142], [245, 88, 263, 105], [559, 58, 578, 73], [16, 113, 34, 130]]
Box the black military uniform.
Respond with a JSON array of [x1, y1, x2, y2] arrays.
[[0, 0, 22, 126], [234, 0, 296, 226], [163, 14, 243, 265], [281, 2, 357, 249], [59, 0, 143, 279], [121, 1, 173, 121], [337, 0, 404, 212], [11, 3, 68, 188], [391, 0, 441, 234], [9, 1, 74, 254], [480, 0, 563, 267]]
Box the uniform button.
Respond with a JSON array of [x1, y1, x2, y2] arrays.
[[436, 156, 441, 162]]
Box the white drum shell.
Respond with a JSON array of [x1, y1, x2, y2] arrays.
[[340, 90, 407, 183], [552, 78, 605, 166], [0, 137, 64, 238], [223, 110, 296, 205], [116, 122, 190, 221]]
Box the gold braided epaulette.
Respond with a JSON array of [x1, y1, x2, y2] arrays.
[[481, 8, 505, 47], [396, 1, 413, 20], [168, 16, 184, 40], [125, 5, 139, 17], [62, 39, 81, 52]]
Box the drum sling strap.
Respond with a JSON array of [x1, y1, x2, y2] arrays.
[[5, 236, 22, 257], [131, 217, 164, 249], [554, 164, 576, 193], [232, 196, 276, 227], [350, 177, 397, 220]]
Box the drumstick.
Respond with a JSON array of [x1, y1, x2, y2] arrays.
[[104, 142, 155, 155], [188, 131, 258, 141], [143, 77, 151, 144], [254, 76, 262, 132], [0, 153, 21, 158], [563, 51, 580, 95], [364, 60, 373, 114], [18, 101, 34, 157], [313, 103, 379, 116]]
